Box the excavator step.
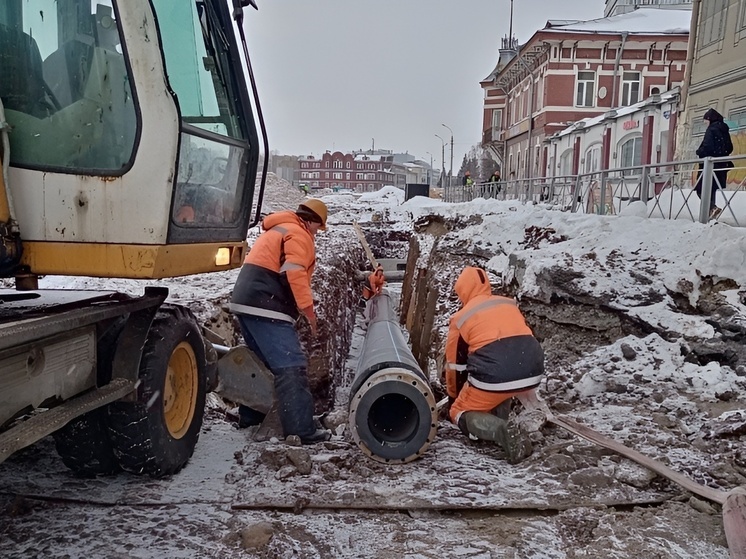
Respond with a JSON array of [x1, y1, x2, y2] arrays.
[[0, 378, 135, 464]]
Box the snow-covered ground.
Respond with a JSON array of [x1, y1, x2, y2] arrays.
[[1, 185, 745, 558]]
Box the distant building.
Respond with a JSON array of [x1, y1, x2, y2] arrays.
[[605, 0, 692, 17], [480, 9, 690, 179], [679, 0, 746, 169], [296, 151, 395, 192]]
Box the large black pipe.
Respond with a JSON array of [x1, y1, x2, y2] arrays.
[[349, 292, 437, 463]]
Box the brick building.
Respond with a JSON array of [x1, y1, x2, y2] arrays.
[[297, 151, 395, 192], [480, 9, 690, 179]]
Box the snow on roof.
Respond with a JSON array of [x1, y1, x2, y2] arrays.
[[354, 154, 385, 162], [544, 8, 691, 34], [554, 88, 679, 138]]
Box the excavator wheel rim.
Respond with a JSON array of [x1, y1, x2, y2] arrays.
[[164, 341, 199, 439]]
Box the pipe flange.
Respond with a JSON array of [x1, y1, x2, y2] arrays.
[[349, 367, 438, 464]]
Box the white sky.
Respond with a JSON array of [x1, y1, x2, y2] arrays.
[[242, 0, 604, 169]]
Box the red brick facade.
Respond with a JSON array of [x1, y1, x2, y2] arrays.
[[297, 151, 394, 191], [481, 26, 689, 179]]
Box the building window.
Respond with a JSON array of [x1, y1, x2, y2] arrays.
[[559, 149, 574, 176], [740, 0, 746, 29], [356, 173, 364, 179], [620, 72, 641, 106], [325, 172, 330, 179], [346, 162, 351, 169], [369, 164, 375, 170], [699, 0, 728, 46], [366, 173, 376, 180], [576, 71, 595, 107], [333, 160, 343, 169], [346, 173, 350, 179], [492, 109, 503, 131], [301, 172, 308, 179], [301, 163, 308, 169], [618, 136, 642, 173], [333, 172, 343, 180], [584, 144, 601, 173]]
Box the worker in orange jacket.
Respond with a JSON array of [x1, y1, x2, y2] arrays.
[[230, 199, 331, 444], [444, 266, 544, 463], [362, 264, 386, 301]]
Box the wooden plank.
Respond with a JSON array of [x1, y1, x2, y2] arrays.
[[352, 222, 378, 269]]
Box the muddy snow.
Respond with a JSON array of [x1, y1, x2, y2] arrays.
[[1, 182, 745, 559]]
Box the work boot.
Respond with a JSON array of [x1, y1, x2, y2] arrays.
[[300, 428, 332, 445], [709, 206, 723, 221], [459, 411, 533, 464]]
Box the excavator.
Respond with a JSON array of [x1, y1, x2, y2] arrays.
[[0, 0, 267, 477]]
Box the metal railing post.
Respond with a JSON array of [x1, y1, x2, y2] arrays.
[[599, 172, 608, 215], [641, 165, 651, 204], [570, 175, 582, 213], [698, 158, 714, 223]]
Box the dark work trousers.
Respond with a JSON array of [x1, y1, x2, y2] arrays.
[[694, 162, 730, 211], [237, 314, 316, 438]]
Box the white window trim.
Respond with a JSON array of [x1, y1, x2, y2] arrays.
[[575, 71, 596, 108]]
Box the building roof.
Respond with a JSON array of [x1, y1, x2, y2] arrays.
[[553, 87, 680, 139], [544, 8, 692, 34], [482, 8, 690, 85]]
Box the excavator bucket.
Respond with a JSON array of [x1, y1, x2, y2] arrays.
[[214, 345, 274, 414]]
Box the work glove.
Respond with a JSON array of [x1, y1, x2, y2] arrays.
[[300, 305, 317, 336]]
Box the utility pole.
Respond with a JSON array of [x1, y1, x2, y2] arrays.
[[442, 124, 454, 188], [435, 134, 446, 188], [426, 151, 433, 186]]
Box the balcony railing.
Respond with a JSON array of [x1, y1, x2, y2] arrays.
[[442, 154, 746, 227]]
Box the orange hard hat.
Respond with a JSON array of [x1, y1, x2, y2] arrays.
[[298, 199, 328, 230]]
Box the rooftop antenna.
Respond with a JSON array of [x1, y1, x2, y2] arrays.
[[508, 0, 514, 46]]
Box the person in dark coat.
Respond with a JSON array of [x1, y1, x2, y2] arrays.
[[695, 108, 734, 219]]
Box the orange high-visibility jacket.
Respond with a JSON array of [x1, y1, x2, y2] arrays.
[[230, 211, 316, 322], [445, 267, 542, 397]]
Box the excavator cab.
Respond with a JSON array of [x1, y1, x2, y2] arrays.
[[0, 0, 260, 279]]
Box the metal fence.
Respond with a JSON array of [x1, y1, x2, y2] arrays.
[[443, 154, 746, 226]]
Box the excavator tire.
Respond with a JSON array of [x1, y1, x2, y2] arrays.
[[108, 305, 207, 477], [52, 318, 126, 477]]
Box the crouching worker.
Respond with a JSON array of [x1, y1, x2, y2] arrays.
[[361, 264, 386, 302], [229, 199, 331, 444], [444, 266, 544, 463]]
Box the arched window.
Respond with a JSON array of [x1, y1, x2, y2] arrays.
[[618, 135, 642, 173], [584, 143, 601, 174], [559, 149, 574, 176]]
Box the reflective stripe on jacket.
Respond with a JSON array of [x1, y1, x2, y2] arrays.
[[230, 211, 316, 321]]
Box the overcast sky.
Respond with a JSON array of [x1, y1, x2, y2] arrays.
[[243, 0, 603, 170]]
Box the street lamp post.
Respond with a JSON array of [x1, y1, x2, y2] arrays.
[[442, 123, 454, 188], [425, 151, 433, 186], [435, 134, 446, 188]]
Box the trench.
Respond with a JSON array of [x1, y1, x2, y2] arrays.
[[202, 212, 745, 432]]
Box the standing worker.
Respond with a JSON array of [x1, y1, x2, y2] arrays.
[[230, 199, 331, 443], [462, 170, 474, 187], [485, 169, 501, 198], [444, 266, 544, 463]]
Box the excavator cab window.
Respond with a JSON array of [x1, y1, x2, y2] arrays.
[[0, 0, 138, 172], [151, 0, 256, 238]]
